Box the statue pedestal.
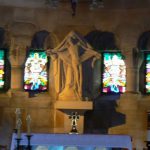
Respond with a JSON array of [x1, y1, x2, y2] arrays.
[[54, 101, 93, 134]]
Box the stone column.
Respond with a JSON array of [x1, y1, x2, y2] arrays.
[[115, 23, 142, 93], [126, 52, 137, 92], [9, 8, 37, 90], [9, 34, 30, 90], [122, 47, 141, 93], [112, 23, 143, 149], [119, 46, 137, 93]]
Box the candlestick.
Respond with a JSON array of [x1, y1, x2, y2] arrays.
[[26, 135, 33, 150], [26, 114, 31, 135], [16, 118, 22, 139], [15, 108, 21, 129], [15, 138, 21, 150]]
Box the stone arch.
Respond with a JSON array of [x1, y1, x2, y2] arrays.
[[84, 30, 123, 96], [0, 26, 11, 49], [0, 27, 5, 48], [84, 30, 125, 134], [138, 31, 150, 50], [85, 30, 119, 52], [31, 30, 59, 49], [136, 31, 150, 68], [44, 32, 59, 49], [84, 30, 121, 95], [29, 30, 59, 97]]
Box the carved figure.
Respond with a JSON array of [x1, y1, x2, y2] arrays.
[[47, 31, 101, 100]]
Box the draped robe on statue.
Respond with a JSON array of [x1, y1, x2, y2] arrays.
[[47, 31, 101, 100]]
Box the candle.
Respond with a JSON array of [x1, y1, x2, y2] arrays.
[[16, 118, 22, 139], [15, 108, 21, 129], [26, 114, 31, 135]]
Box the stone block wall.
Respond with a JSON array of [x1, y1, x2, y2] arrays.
[[0, 3, 150, 149]]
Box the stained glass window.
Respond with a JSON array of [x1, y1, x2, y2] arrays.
[[0, 50, 5, 89], [102, 52, 126, 93], [24, 50, 48, 91], [145, 53, 150, 93]]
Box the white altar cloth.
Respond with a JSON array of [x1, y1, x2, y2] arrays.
[[11, 133, 132, 150]]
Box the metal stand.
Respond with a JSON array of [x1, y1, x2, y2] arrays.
[[26, 135, 32, 150], [70, 125, 79, 134], [15, 138, 21, 150]]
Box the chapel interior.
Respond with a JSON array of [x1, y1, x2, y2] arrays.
[[0, 0, 150, 150]]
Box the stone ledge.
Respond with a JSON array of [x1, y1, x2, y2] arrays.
[[54, 100, 93, 110]]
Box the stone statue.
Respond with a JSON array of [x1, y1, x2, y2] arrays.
[[47, 31, 101, 100]]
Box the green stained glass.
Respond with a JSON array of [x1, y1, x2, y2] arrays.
[[0, 49, 4, 57], [146, 54, 150, 60], [0, 50, 5, 89], [146, 53, 150, 93]]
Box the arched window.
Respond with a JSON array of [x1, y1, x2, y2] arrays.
[[84, 31, 126, 134], [145, 52, 150, 93], [24, 49, 48, 91], [102, 51, 126, 94], [85, 30, 126, 94], [0, 27, 10, 91], [138, 31, 150, 94], [24, 30, 50, 92], [0, 49, 5, 89]]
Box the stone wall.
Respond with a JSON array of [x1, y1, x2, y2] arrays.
[[0, 4, 150, 149]]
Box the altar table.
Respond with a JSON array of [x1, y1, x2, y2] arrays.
[[10, 133, 132, 150]]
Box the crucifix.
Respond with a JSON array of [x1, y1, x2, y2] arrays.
[[69, 112, 80, 134]]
